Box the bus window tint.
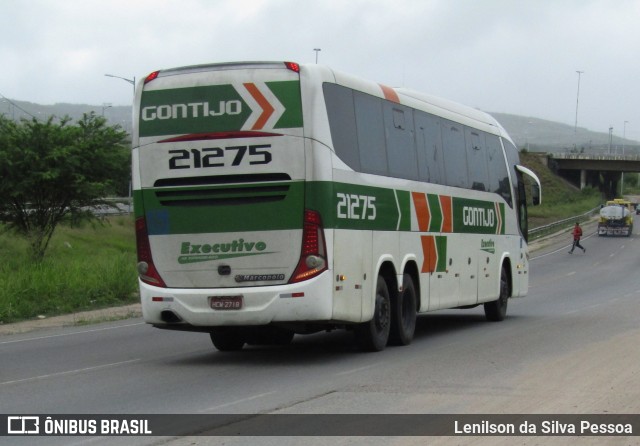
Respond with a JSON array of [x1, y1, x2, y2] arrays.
[[354, 92, 388, 176], [384, 103, 418, 180], [466, 128, 489, 192], [441, 120, 468, 188], [503, 138, 521, 206], [486, 134, 512, 206], [323, 83, 360, 171], [415, 111, 444, 185]]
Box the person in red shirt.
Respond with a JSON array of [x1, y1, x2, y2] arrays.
[[568, 222, 586, 254]]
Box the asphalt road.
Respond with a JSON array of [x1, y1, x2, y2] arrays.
[[1, 223, 639, 445]]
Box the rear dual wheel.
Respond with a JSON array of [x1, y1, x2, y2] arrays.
[[355, 276, 391, 352], [389, 274, 417, 346], [355, 274, 417, 351]]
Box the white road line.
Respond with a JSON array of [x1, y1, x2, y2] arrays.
[[0, 359, 141, 386], [334, 362, 383, 376], [0, 322, 144, 345], [201, 391, 277, 412]]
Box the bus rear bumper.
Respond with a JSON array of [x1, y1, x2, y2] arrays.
[[139, 272, 334, 329]]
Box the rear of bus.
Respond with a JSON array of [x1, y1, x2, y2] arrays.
[[132, 62, 332, 335]]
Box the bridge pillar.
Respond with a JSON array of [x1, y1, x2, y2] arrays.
[[580, 169, 586, 189], [602, 172, 622, 199]]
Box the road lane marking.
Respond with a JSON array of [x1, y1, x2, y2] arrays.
[[334, 362, 383, 376], [0, 322, 145, 345], [0, 358, 141, 386], [200, 391, 277, 412]]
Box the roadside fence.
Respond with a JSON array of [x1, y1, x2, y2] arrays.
[[529, 206, 600, 241]]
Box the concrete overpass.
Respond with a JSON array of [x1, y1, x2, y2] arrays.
[[546, 153, 640, 198]]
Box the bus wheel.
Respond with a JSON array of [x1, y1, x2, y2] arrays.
[[484, 266, 509, 322], [210, 327, 246, 351], [389, 274, 417, 346], [355, 275, 391, 352]]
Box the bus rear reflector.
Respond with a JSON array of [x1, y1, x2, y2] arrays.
[[289, 210, 327, 283], [135, 217, 167, 287]]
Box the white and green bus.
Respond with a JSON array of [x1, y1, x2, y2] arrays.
[[132, 61, 541, 352]]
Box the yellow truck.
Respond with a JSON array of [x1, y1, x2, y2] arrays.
[[598, 198, 634, 236]]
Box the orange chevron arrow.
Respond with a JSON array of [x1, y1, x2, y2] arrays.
[[243, 83, 275, 130]]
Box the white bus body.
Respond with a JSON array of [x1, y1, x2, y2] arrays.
[[132, 61, 541, 351]]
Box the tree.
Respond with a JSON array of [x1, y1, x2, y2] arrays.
[[0, 112, 130, 260]]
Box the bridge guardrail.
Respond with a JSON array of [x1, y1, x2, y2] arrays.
[[529, 206, 600, 241]]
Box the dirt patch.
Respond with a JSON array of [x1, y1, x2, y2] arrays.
[[0, 303, 141, 336]]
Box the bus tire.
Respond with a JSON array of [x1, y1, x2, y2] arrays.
[[210, 327, 246, 351], [389, 274, 417, 346], [484, 266, 509, 322], [355, 275, 391, 352]]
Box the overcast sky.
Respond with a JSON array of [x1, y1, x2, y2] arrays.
[[1, 0, 639, 140]]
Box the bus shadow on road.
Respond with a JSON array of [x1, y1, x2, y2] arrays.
[[166, 310, 517, 367]]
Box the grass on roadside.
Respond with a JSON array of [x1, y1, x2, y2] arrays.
[[519, 151, 603, 228], [0, 216, 138, 324]]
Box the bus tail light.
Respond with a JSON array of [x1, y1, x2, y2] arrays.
[[135, 217, 167, 287], [289, 210, 328, 283], [144, 71, 160, 84], [284, 62, 300, 73]]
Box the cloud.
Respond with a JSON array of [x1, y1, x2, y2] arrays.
[[1, 0, 639, 138]]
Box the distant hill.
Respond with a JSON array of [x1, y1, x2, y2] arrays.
[[489, 112, 639, 154], [1, 99, 133, 134], [2, 98, 638, 154]]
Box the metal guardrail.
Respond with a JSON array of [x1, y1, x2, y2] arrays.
[[94, 197, 133, 216], [529, 206, 600, 240]]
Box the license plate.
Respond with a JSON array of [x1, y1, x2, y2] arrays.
[[210, 295, 243, 310]]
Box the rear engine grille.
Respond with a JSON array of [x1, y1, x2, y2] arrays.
[[153, 173, 291, 207]]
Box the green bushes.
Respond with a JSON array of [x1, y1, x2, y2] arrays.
[[0, 216, 138, 323]]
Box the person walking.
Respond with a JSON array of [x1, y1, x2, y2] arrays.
[[568, 222, 586, 254]]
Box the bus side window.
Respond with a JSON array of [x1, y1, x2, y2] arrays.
[[384, 103, 418, 180], [323, 83, 360, 171], [354, 92, 388, 176], [486, 134, 512, 206], [415, 111, 444, 185], [466, 127, 489, 192], [441, 120, 468, 189]]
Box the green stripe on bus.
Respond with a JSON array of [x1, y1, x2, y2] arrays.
[[427, 194, 443, 232], [139, 181, 304, 235], [452, 197, 506, 235], [139, 81, 302, 137], [267, 81, 303, 129], [135, 180, 507, 235]]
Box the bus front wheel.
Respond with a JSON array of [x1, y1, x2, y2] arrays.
[[484, 266, 509, 322], [355, 275, 391, 352]]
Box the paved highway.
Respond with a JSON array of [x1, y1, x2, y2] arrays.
[[1, 224, 639, 445]]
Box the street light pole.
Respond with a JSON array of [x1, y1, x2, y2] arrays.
[[623, 121, 629, 153], [101, 103, 112, 116], [313, 48, 321, 64], [104, 74, 136, 99], [608, 126, 613, 154], [574, 70, 584, 136]]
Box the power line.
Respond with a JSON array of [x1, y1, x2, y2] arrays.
[[0, 92, 37, 119]]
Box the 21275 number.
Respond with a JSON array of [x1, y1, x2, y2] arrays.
[[336, 193, 376, 220], [169, 145, 272, 169]]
